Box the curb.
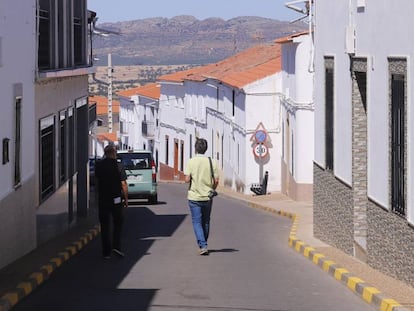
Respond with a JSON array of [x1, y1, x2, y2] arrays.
[[0, 225, 100, 311], [247, 201, 411, 311]]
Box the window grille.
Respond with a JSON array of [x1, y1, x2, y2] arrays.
[[325, 67, 334, 171], [40, 116, 55, 200], [391, 74, 406, 217]]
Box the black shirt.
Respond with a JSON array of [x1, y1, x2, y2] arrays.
[[95, 158, 127, 206]]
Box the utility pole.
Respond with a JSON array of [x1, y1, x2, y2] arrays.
[[107, 53, 113, 133]]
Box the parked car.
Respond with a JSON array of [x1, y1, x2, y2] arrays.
[[117, 150, 158, 204]]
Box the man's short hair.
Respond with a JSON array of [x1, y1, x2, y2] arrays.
[[195, 138, 208, 154], [104, 144, 117, 157]]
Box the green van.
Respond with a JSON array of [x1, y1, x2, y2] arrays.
[[117, 150, 158, 204]]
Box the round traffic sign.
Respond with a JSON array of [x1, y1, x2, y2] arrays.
[[254, 130, 267, 143], [253, 143, 268, 158]]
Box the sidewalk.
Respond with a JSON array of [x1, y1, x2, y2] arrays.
[[1, 184, 413, 311], [216, 185, 414, 311]]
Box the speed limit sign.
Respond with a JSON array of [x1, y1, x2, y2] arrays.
[[253, 143, 268, 158]]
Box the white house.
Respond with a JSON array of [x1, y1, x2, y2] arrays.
[[277, 31, 314, 201], [0, 0, 37, 270], [0, 0, 95, 269], [314, 0, 414, 287], [89, 95, 121, 158], [118, 83, 161, 159], [158, 44, 283, 193]]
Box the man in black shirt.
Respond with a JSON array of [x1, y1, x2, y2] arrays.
[[95, 144, 128, 259]]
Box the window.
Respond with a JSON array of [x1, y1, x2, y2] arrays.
[[37, 0, 87, 70], [180, 140, 184, 172], [40, 115, 55, 200], [391, 72, 406, 217], [232, 90, 235, 116], [68, 107, 76, 175], [59, 110, 67, 184], [165, 135, 169, 165], [325, 58, 334, 171], [38, 0, 51, 69], [14, 97, 22, 187], [189, 134, 193, 158], [73, 1, 85, 65]]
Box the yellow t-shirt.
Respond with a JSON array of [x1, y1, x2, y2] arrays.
[[185, 155, 218, 201]]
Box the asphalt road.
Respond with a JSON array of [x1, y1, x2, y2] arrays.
[[12, 183, 375, 311]]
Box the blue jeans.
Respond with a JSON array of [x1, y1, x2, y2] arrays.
[[188, 200, 212, 249]]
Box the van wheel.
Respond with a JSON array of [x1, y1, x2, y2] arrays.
[[149, 195, 158, 204]]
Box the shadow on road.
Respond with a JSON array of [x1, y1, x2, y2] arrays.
[[208, 248, 239, 253], [13, 206, 187, 311]]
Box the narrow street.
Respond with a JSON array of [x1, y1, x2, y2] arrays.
[[11, 183, 375, 311]]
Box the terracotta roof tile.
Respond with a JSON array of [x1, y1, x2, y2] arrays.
[[117, 83, 160, 99], [158, 43, 281, 89], [89, 96, 120, 115], [274, 30, 310, 43], [97, 132, 118, 143]]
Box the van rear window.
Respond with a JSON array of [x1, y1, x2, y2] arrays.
[[118, 153, 152, 169]]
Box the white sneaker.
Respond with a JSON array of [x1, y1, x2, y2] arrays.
[[199, 248, 209, 256]]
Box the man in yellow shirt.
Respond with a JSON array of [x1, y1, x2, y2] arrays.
[[184, 138, 219, 255]]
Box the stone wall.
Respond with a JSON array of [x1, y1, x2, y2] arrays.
[[367, 200, 414, 287], [313, 163, 354, 255]]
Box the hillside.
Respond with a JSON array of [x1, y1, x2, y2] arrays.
[[92, 15, 307, 66]]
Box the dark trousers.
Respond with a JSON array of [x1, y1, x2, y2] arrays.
[[98, 203, 124, 256]]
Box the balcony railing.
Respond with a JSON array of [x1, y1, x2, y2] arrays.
[[142, 121, 155, 138]]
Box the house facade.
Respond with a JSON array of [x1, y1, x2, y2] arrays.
[[314, 0, 414, 286], [118, 83, 160, 159], [89, 95, 120, 158], [278, 31, 314, 202], [0, 0, 37, 269], [0, 0, 94, 269], [158, 44, 284, 193]]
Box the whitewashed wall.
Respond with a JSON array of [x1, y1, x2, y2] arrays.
[[0, 0, 36, 201], [281, 34, 314, 185], [119, 95, 140, 150], [315, 0, 414, 219], [35, 77, 89, 208], [244, 75, 282, 193], [159, 83, 186, 169], [0, 0, 37, 269], [353, 1, 414, 218], [314, 0, 352, 185]]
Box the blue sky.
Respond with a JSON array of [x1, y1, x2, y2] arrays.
[[88, 0, 302, 23]]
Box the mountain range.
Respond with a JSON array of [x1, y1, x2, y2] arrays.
[[92, 15, 307, 66]]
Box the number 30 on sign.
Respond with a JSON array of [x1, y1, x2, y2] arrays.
[[253, 143, 268, 158]]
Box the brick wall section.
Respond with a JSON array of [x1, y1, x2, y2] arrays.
[[351, 59, 368, 252], [313, 163, 354, 254], [367, 200, 414, 287]]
